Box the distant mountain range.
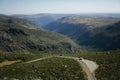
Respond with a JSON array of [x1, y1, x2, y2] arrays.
[[44, 16, 120, 50], [12, 14, 69, 27], [12, 13, 120, 27], [0, 15, 81, 53]]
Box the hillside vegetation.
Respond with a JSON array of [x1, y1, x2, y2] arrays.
[[0, 57, 86, 80], [0, 50, 120, 80], [63, 50, 120, 80], [0, 15, 81, 53]]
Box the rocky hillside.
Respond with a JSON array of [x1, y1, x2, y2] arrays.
[[0, 15, 81, 53]]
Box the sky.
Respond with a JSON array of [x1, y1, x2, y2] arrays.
[[0, 0, 120, 15]]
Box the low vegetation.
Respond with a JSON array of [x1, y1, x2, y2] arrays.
[[94, 50, 120, 80], [0, 50, 120, 80], [64, 50, 120, 80], [0, 52, 53, 62], [0, 57, 86, 80]]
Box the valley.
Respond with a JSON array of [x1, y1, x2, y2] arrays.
[[44, 16, 120, 50], [0, 14, 120, 80], [1, 0, 120, 79]]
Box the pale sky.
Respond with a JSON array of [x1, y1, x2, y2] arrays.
[[0, 0, 120, 14]]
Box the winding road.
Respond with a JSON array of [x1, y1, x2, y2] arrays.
[[25, 56, 98, 80]]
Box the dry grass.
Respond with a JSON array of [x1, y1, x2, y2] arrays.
[[0, 60, 21, 67]]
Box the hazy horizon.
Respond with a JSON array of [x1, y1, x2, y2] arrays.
[[0, 0, 120, 15]]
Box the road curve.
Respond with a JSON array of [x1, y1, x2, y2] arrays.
[[80, 60, 96, 80], [58, 56, 96, 80], [25, 56, 97, 80]]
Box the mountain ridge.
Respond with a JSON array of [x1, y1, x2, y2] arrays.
[[12, 13, 120, 27]]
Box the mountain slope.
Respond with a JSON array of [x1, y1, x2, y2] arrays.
[[44, 16, 120, 50], [0, 15, 81, 53]]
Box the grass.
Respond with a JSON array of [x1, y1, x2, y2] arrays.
[[93, 50, 120, 80], [0, 52, 55, 62], [0, 57, 86, 80]]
